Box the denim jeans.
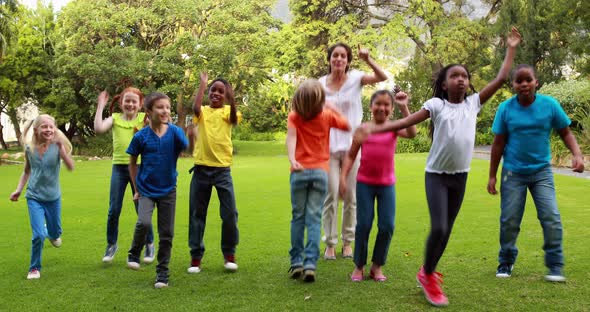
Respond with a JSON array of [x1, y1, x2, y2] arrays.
[[188, 166, 239, 260], [289, 169, 328, 270], [107, 165, 153, 245], [354, 182, 396, 268], [498, 166, 564, 269], [128, 190, 176, 280], [27, 198, 62, 271]]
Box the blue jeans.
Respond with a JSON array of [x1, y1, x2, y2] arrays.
[[188, 166, 239, 259], [354, 182, 396, 268], [498, 166, 564, 269], [27, 198, 62, 271], [107, 165, 153, 245], [289, 169, 327, 270]]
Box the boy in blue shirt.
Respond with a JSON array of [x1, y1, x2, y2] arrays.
[[126, 92, 188, 288], [487, 64, 584, 282]]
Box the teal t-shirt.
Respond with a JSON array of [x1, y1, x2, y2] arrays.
[[492, 94, 570, 174], [25, 143, 61, 202]]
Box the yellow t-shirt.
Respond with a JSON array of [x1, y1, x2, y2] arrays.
[[112, 112, 146, 164], [192, 105, 241, 167]]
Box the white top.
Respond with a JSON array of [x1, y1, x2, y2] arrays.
[[422, 93, 481, 174], [319, 69, 364, 153]]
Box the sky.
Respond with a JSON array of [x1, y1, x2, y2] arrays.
[[19, 0, 70, 11]]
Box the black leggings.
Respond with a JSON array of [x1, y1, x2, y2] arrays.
[[424, 172, 468, 274]]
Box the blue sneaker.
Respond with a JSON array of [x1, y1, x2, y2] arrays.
[[496, 263, 513, 278], [545, 267, 566, 282], [102, 244, 118, 263]]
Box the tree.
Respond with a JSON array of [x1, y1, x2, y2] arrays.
[[46, 0, 279, 139], [0, 0, 18, 59]]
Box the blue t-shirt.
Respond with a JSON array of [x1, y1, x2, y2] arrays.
[[25, 143, 61, 202], [492, 94, 570, 174], [126, 124, 188, 198]]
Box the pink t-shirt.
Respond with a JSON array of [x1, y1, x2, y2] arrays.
[[357, 131, 397, 185]]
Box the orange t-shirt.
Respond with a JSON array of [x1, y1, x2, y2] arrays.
[[287, 108, 349, 172]]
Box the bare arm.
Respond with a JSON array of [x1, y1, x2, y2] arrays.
[[339, 138, 362, 198], [187, 125, 196, 154], [227, 85, 238, 125], [57, 141, 75, 171], [358, 45, 388, 86], [193, 72, 208, 118], [558, 127, 584, 172], [9, 160, 31, 201], [479, 27, 521, 105], [393, 92, 417, 138], [94, 90, 114, 134], [129, 155, 139, 200], [487, 134, 506, 195], [286, 127, 303, 171]]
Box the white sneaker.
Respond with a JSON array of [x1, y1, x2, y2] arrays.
[[154, 282, 168, 288], [27, 269, 40, 280], [143, 244, 155, 264], [187, 266, 201, 274], [127, 261, 140, 270], [50, 237, 62, 248], [545, 274, 566, 282], [224, 262, 238, 272]]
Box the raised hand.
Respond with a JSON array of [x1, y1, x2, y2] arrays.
[[200, 71, 208, 86], [507, 26, 521, 48], [358, 44, 370, 62], [394, 91, 409, 109], [97, 90, 109, 109]]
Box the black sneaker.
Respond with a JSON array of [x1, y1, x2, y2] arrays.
[[545, 267, 566, 282], [154, 276, 169, 289], [496, 263, 514, 278], [102, 244, 118, 263], [302, 269, 316, 283], [288, 266, 303, 279]]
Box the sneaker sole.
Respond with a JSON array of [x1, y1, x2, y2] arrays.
[[143, 257, 155, 264], [154, 282, 168, 288], [127, 263, 140, 270], [187, 267, 201, 274], [545, 275, 566, 282], [102, 257, 114, 263], [496, 273, 511, 278], [416, 276, 448, 307]]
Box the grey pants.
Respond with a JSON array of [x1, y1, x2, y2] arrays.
[[128, 190, 176, 280]]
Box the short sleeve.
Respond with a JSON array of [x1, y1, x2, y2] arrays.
[[175, 126, 189, 152], [126, 133, 141, 156], [422, 98, 442, 121], [550, 98, 571, 130], [491, 102, 507, 135], [351, 70, 365, 86], [287, 112, 299, 129], [468, 93, 482, 112]]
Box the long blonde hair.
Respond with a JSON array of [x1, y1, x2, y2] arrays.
[[21, 114, 73, 155], [292, 79, 325, 121]]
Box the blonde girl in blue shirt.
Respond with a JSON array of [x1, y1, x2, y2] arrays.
[[10, 114, 74, 280]]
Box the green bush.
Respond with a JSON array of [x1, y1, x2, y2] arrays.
[[396, 125, 431, 153], [75, 132, 113, 157]]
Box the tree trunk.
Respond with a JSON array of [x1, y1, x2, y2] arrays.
[[7, 106, 21, 147], [0, 122, 8, 150], [176, 90, 186, 130]]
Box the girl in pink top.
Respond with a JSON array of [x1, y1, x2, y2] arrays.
[[340, 89, 417, 282]]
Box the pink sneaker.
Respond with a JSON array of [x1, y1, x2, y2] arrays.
[[416, 266, 448, 307]]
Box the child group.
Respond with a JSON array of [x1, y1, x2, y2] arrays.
[[9, 27, 585, 306]]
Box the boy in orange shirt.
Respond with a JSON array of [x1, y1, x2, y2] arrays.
[[286, 80, 350, 282]]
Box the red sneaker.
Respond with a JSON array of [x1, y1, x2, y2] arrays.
[[416, 266, 448, 307]]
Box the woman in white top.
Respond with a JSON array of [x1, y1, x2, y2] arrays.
[[320, 43, 387, 259]]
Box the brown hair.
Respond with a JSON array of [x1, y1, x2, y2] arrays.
[[327, 42, 353, 73], [292, 79, 325, 121]]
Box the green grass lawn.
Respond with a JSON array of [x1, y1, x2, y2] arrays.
[[1, 141, 589, 311]]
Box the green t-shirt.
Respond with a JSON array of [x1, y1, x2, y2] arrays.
[[112, 112, 146, 164]]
